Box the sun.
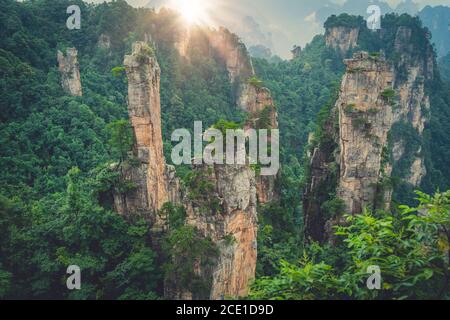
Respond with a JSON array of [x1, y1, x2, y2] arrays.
[[171, 0, 209, 24]]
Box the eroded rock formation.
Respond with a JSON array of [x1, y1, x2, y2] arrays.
[[303, 107, 340, 243], [202, 28, 281, 204], [97, 33, 111, 50], [325, 26, 359, 55], [208, 27, 255, 83], [113, 42, 174, 221], [57, 47, 82, 96], [239, 84, 279, 204], [183, 163, 258, 300], [337, 52, 395, 214], [305, 23, 435, 243], [391, 26, 433, 183]]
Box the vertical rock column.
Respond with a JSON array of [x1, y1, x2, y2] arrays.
[[57, 47, 82, 96], [336, 52, 395, 214], [239, 84, 279, 204], [114, 42, 169, 219], [391, 26, 433, 186], [208, 27, 279, 204], [303, 51, 396, 242], [183, 164, 258, 300], [305, 23, 436, 244]]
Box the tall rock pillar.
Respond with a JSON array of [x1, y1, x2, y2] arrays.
[[181, 163, 258, 300], [57, 47, 82, 96], [114, 42, 170, 219]]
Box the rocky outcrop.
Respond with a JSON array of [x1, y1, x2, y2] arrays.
[[303, 108, 340, 243], [183, 163, 258, 300], [304, 23, 435, 243], [113, 42, 174, 222], [97, 33, 111, 50], [176, 25, 279, 205], [57, 48, 82, 96], [390, 26, 433, 184], [291, 45, 302, 59], [239, 84, 279, 204], [208, 27, 254, 83], [174, 26, 191, 58], [407, 156, 427, 186], [238, 84, 275, 121], [304, 52, 396, 242], [337, 52, 395, 214], [325, 27, 359, 55]]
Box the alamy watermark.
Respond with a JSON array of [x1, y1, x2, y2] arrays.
[[66, 5, 81, 30], [66, 265, 81, 290], [366, 265, 381, 290], [171, 122, 280, 176], [367, 5, 381, 31]]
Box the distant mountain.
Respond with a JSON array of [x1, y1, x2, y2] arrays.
[[90, 1, 450, 59], [418, 5, 450, 57]]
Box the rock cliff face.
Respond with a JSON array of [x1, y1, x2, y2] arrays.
[[325, 27, 359, 55], [117, 26, 280, 297], [238, 85, 275, 119], [305, 24, 435, 243], [113, 42, 174, 221], [57, 48, 82, 96], [207, 27, 255, 83], [206, 28, 281, 204], [97, 33, 111, 50], [239, 84, 279, 204], [303, 108, 340, 243], [391, 26, 433, 184], [337, 52, 395, 215], [183, 163, 258, 300], [174, 26, 191, 58]]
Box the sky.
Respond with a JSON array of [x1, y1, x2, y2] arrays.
[[86, 0, 450, 58]]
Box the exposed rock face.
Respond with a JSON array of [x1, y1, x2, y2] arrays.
[[174, 26, 191, 58], [239, 84, 279, 204], [114, 42, 173, 220], [183, 163, 258, 300], [303, 108, 340, 243], [291, 45, 302, 59], [97, 33, 111, 50], [407, 156, 427, 186], [337, 52, 395, 214], [325, 27, 359, 55], [304, 51, 397, 242], [196, 26, 279, 205], [208, 27, 255, 83], [238, 85, 274, 119], [304, 24, 435, 243], [390, 26, 433, 184], [57, 48, 82, 96]]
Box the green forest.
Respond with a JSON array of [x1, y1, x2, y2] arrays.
[[0, 0, 449, 300]]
